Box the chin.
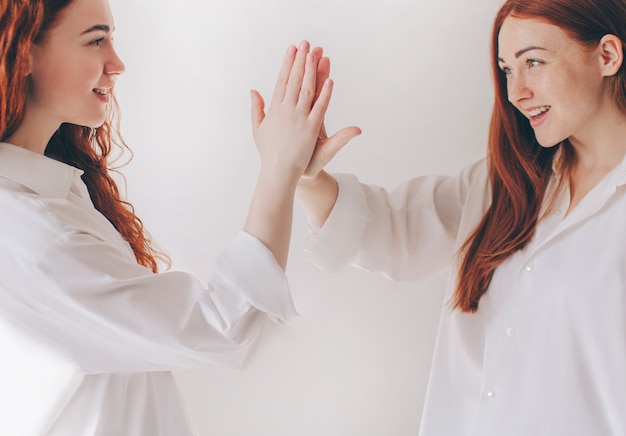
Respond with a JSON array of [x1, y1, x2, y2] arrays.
[[75, 118, 106, 129], [79, 110, 108, 129], [534, 134, 565, 149], [537, 141, 560, 149]]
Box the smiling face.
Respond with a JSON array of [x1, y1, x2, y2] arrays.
[[27, 0, 124, 132], [497, 16, 610, 148]]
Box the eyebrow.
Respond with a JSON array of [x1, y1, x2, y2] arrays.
[[81, 24, 111, 35], [498, 46, 547, 63]]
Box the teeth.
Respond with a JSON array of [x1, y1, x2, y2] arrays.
[[94, 88, 110, 95], [529, 105, 550, 117]]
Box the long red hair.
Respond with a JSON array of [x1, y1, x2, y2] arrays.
[[453, 0, 626, 312], [0, 0, 165, 272]]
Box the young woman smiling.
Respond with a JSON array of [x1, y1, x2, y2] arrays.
[[0, 0, 342, 434], [297, 0, 626, 434]]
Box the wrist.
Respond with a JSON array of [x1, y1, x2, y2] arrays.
[[297, 170, 328, 189], [257, 165, 300, 195]]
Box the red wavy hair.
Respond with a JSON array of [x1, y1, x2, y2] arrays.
[[453, 0, 626, 312], [0, 0, 166, 272]]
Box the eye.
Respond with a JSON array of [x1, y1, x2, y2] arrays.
[[500, 65, 513, 76], [89, 37, 105, 47], [526, 59, 542, 68]]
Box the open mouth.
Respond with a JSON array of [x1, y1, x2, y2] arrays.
[[529, 105, 551, 120], [93, 88, 111, 96]]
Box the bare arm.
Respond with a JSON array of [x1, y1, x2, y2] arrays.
[[245, 41, 333, 269], [295, 169, 338, 229]]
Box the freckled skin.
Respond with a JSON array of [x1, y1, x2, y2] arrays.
[[498, 17, 608, 149]]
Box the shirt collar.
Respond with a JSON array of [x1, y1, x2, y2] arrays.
[[0, 142, 83, 198]]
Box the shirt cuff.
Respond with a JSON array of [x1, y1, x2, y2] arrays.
[[211, 231, 298, 325], [303, 173, 369, 273]]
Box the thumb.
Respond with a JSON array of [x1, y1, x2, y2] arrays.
[[321, 126, 362, 160], [250, 90, 265, 129], [306, 126, 361, 176]]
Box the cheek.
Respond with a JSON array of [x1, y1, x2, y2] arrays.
[[561, 61, 602, 97], [31, 60, 97, 105], [533, 74, 556, 96], [30, 72, 69, 109], [35, 46, 99, 85]]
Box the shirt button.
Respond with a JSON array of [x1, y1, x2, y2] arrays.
[[554, 208, 563, 215], [506, 327, 515, 337], [525, 261, 535, 271], [485, 390, 496, 400]]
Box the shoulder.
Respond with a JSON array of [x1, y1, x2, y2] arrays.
[[0, 179, 67, 252], [0, 178, 108, 262], [459, 157, 489, 186]]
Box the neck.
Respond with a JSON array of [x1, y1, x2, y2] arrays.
[[569, 105, 626, 173], [4, 106, 61, 155]]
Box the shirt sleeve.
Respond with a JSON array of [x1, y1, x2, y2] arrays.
[[0, 230, 297, 374], [304, 159, 488, 283]]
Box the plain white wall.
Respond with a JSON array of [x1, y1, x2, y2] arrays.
[[109, 0, 502, 434]]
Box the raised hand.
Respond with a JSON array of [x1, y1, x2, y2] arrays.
[[245, 40, 334, 269], [250, 41, 333, 184], [294, 46, 362, 229], [301, 46, 361, 182]]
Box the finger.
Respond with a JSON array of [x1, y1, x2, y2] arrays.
[[269, 44, 297, 106], [307, 126, 362, 175], [314, 56, 330, 103], [310, 46, 327, 104], [311, 46, 323, 60], [319, 123, 328, 141], [250, 89, 266, 129], [284, 40, 310, 103], [309, 78, 333, 123], [296, 52, 319, 110], [326, 126, 362, 151], [319, 127, 362, 163]]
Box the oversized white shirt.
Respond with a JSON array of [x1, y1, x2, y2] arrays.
[[305, 156, 626, 436], [0, 142, 297, 436]]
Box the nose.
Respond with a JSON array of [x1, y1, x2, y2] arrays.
[[105, 46, 125, 76], [507, 72, 531, 104]]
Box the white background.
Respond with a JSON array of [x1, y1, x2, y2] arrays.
[[109, 0, 501, 434]]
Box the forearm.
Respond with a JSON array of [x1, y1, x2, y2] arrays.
[[296, 170, 338, 229], [246, 40, 336, 270], [244, 170, 298, 270]]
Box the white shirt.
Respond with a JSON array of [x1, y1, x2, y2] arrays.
[[0, 142, 297, 436], [305, 157, 626, 436]]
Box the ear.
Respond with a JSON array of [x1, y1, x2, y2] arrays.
[[25, 45, 34, 76], [598, 34, 623, 77]]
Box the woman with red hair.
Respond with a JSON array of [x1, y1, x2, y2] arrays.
[[299, 0, 626, 434], [0, 0, 340, 434]]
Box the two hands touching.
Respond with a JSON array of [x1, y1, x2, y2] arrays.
[[250, 40, 360, 186], [244, 40, 360, 269]]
